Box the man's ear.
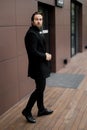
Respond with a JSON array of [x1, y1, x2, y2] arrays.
[[31, 21, 34, 25]]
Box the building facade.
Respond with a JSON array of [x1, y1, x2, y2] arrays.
[[0, 0, 87, 115]]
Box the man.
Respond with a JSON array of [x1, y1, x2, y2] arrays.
[[22, 12, 53, 123]]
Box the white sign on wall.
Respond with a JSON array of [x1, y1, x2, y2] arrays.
[[55, 0, 64, 7]]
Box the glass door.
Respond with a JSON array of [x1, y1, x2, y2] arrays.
[[71, 1, 82, 56], [71, 2, 76, 56]]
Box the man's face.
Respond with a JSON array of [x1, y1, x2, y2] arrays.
[[32, 14, 43, 29]]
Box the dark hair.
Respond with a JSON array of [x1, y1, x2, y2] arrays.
[[31, 11, 43, 22]]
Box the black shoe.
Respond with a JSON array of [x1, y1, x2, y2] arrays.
[[22, 109, 36, 123], [38, 108, 53, 117]]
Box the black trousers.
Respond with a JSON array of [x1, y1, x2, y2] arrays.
[[25, 77, 46, 113]]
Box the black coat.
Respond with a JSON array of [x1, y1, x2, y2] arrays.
[[25, 26, 50, 79]]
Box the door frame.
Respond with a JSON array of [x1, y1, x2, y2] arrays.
[[71, 0, 82, 57], [38, 2, 56, 72]]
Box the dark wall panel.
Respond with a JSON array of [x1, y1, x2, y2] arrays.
[[0, 0, 15, 26], [0, 27, 17, 61], [16, 0, 37, 25], [16, 27, 27, 55], [0, 59, 19, 115], [55, 0, 71, 70]]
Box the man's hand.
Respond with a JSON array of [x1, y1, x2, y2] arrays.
[[45, 53, 52, 61]]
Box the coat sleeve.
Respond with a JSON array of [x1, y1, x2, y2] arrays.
[[25, 31, 46, 61]]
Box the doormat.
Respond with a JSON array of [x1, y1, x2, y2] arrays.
[[46, 73, 85, 89]]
